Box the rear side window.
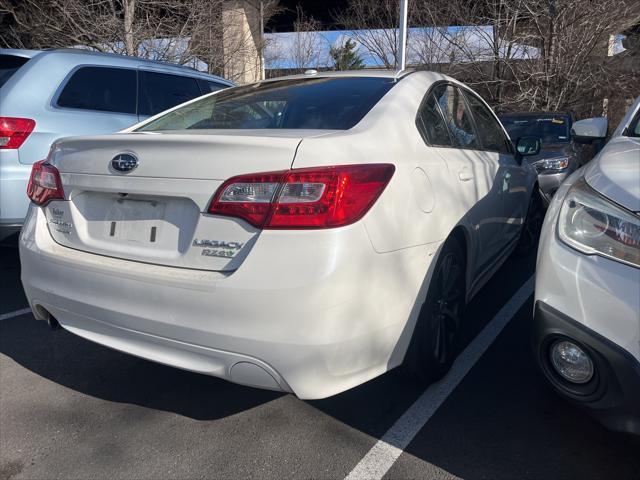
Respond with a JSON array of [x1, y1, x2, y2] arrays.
[[137, 77, 396, 131], [463, 90, 511, 154], [57, 66, 136, 114], [197, 79, 228, 94], [416, 86, 453, 147], [0, 55, 29, 88], [434, 85, 479, 149], [138, 71, 202, 116]]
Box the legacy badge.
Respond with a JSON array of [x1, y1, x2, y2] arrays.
[[192, 238, 244, 258]]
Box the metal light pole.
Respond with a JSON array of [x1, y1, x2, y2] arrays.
[[397, 0, 408, 70], [260, 0, 265, 81]]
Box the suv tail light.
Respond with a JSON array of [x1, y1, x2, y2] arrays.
[[27, 160, 65, 206], [0, 117, 36, 149], [209, 164, 395, 229]]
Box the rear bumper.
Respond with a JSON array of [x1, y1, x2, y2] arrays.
[[20, 205, 435, 399], [533, 301, 640, 435]]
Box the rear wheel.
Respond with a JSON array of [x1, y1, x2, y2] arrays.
[[515, 187, 544, 255], [404, 238, 466, 382]]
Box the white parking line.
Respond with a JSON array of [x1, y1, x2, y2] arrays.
[[345, 275, 535, 480], [0, 308, 32, 321]]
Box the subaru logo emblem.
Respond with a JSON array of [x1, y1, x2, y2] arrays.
[[111, 153, 138, 173]]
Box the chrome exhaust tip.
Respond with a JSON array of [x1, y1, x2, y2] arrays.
[[33, 304, 61, 330], [47, 314, 61, 330]]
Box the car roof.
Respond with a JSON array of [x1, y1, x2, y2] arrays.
[[260, 69, 416, 83], [255, 69, 476, 96], [0, 47, 234, 85], [0, 48, 42, 59]]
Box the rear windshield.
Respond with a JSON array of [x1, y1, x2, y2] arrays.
[[137, 77, 396, 131], [0, 55, 29, 88], [500, 114, 570, 144]]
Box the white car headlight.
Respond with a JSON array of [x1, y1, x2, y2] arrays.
[[558, 178, 640, 268], [534, 156, 570, 172]]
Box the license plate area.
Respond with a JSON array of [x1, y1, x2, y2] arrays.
[[70, 191, 199, 255], [47, 189, 257, 271], [106, 197, 166, 244]]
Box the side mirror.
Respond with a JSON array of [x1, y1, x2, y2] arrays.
[[571, 117, 608, 143], [515, 136, 541, 158]]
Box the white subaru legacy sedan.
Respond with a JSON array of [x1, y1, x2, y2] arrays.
[[533, 97, 640, 434], [20, 70, 540, 399]]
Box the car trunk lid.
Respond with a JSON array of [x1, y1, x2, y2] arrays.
[[45, 131, 324, 271]]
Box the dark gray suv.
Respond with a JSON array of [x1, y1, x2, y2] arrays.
[[500, 112, 598, 203]]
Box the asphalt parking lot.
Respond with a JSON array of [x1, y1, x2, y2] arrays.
[[1, 242, 639, 480]]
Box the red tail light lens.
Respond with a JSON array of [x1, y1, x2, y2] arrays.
[[27, 160, 65, 206], [209, 164, 395, 229], [209, 171, 285, 227], [0, 117, 36, 149]]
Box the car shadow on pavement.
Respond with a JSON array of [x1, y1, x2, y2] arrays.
[[384, 301, 640, 480], [310, 247, 640, 480], [0, 246, 28, 314], [0, 240, 540, 434], [0, 315, 283, 420], [4, 235, 639, 479], [309, 245, 540, 440]]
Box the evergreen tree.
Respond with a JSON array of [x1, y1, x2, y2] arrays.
[[329, 39, 365, 70]]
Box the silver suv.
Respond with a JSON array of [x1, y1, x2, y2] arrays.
[[0, 48, 233, 241]]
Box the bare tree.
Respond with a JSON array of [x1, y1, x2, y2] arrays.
[[516, 0, 640, 114], [0, 0, 280, 82], [335, 0, 400, 68], [411, 0, 640, 114], [288, 6, 325, 72], [1, 0, 637, 106], [408, 25, 454, 67], [410, 0, 535, 108], [0, 0, 189, 56]]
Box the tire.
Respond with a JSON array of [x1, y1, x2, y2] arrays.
[[404, 237, 466, 383], [515, 187, 545, 255]]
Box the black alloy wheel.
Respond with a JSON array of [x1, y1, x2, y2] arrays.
[[405, 238, 466, 382], [516, 188, 545, 254]]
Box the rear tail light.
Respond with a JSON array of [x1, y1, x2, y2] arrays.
[[27, 160, 65, 206], [0, 117, 36, 149], [209, 164, 395, 229]]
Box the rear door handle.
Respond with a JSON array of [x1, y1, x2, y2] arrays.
[[458, 169, 474, 182]]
